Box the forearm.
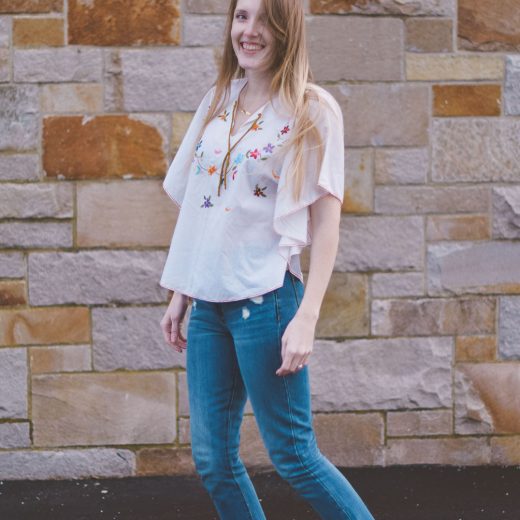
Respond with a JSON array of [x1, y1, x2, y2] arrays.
[[296, 221, 339, 323]]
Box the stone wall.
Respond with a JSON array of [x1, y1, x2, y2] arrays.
[[0, 0, 519, 480]]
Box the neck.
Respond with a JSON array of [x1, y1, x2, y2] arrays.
[[243, 69, 273, 100]]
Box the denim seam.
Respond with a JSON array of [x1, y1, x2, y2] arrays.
[[226, 366, 255, 520], [273, 288, 281, 325], [289, 273, 301, 307], [281, 376, 355, 520]]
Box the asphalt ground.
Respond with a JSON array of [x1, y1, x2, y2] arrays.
[[0, 465, 518, 520]]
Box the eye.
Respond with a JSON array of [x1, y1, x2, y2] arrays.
[[235, 12, 247, 20]]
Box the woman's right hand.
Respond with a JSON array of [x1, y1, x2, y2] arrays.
[[160, 291, 189, 353]]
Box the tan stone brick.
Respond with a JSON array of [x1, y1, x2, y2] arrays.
[[68, 0, 180, 46], [29, 345, 91, 374], [458, 0, 520, 52], [406, 54, 504, 81], [374, 148, 428, 185], [0, 280, 26, 306], [13, 17, 63, 47], [0, 0, 63, 14], [405, 17, 453, 53], [0, 307, 90, 346], [317, 272, 368, 338], [314, 413, 384, 466], [185, 0, 229, 14], [43, 115, 167, 180], [0, 18, 10, 82], [455, 336, 496, 362], [433, 84, 501, 117], [372, 297, 496, 336], [77, 180, 177, 247], [32, 372, 176, 446], [171, 112, 194, 154], [426, 214, 490, 241], [387, 410, 452, 437], [343, 148, 373, 214], [239, 415, 271, 468], [41, 83, 103, 113], [178, 417, 190, 444], [492, 186, 520, 239], [386, 437, 490, 465], [136, 447, 196, 476], [491, 436, 520, 465], [455, 363, 520, 434], [310, 0, 455, 16]]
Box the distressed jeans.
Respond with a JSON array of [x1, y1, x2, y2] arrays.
[[186, 269, 376, 520]]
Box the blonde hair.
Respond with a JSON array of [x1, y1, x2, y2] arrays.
[[201, 0, 328, 202]]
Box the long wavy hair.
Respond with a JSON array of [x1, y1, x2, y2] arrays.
[[200, 0, 326, 202]]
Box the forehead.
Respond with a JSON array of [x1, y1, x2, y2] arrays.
[[235, 0, 265, 12]]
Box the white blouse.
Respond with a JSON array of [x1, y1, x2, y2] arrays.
[[159, 77, 344, 302]]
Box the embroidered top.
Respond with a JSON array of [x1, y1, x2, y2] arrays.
[[159, 77, 344, 302]]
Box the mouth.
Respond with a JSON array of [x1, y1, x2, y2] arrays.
[[240, 41, 265, 54]]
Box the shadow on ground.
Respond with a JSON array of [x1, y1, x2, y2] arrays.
[[0, 466, 518, 519]]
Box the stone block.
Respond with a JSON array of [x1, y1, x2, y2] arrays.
[[43, 114, 168, 180], [330, 83, 429, 147], [371, 272, 424, 298], [492, 186, 520, 239], [32, 372, 176, 446], [185, 0, 229, 13], [491, 436, 520, 465], [427, 242, 520, 296], [28, 250, 169, 305], [0, 85, 39, 151], [455, 335, 496, 362], [387, 410, 452, 437], [314, 412, 384, 466], [92, 306, 185, 371], [14, 47, 103, 82], [41, 83, 103, 113], [178, 418, 190, 444], [455, 363, 520, 434], [406, 54, 504, 81], [0, 348, 27, 418], [427, 214, 490, 241], [432, 119, 520, 182], [29, 345, 91, 374], [103, 49, 124, 112], [309, 337, 452, 411], [0, 154, 39, 181], [405, 17, 453, 52], [183, 15, 226, 47], [0, 449, 135, 480], [0, 280, 26, 305], [310, 0, 455, 16], [372, 297, 496, 336], [171, 112, 194, 153], [0, 1, 62, 14], [505, 56, 520, 115], [12, 16, 64, 47], [136, 447, 196, 476], [343, 148, 373, 214], [0, 306, 90, 347], [0, 17, 9, 82], [375, 185, 488, 215], [316, 272, 368, 338], [336, 216, 424, 272], [386, 437, 490, 465], [0, 221, 72, 248], [499, 296, 520, 360], [0, 423, 30, 448], [458, 0, 520, 52], [307, 16, 403, 81], [0, 182, 73, 219], [374, 148, 428, 185], [239, 415, 272, 468], [121, 48, 217, 112], [77, 180, 178, 247], [0, 252, 25, 278], [433, 84, 502, 116], [68, 0, 180, 46]]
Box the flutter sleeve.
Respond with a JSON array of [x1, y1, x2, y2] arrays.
[[162, 85, 216, 207], [273, 87, 344, 265]]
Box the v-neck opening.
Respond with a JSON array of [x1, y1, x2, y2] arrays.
[[229, 80, 270, 139]]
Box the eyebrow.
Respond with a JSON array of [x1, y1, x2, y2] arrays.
[[235, 9, 248, 14]]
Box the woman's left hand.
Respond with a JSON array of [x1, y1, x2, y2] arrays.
[[275, 311, 317, 376]]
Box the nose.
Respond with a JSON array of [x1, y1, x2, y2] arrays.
[[243, 16, 262, 37]]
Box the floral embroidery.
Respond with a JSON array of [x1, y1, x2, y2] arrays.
[[247, 148, 261, 160], [272, 170, 280, 180], [218, 110, 230, 122], [281, 125, 290, 135], [253, 184, 267, 197], [196, 139, 203, 152], [214, 148, 222, 155], [263, 143, 275, 154], [208, 165, 217, 175], [231, 165, 239, 180], [201, 195, 214, 208], [234, 153, 245, 165], [251, 119, 264, 131]]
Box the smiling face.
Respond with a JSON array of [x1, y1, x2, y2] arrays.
[[231, 0, 275, 75]]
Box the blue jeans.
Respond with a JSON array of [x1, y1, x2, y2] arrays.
[[186, 269, 375, 520]]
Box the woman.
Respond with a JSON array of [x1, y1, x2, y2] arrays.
[[159, 0, 375, 518]]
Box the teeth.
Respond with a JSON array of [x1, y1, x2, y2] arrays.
[[242, 43, 262, 51]]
